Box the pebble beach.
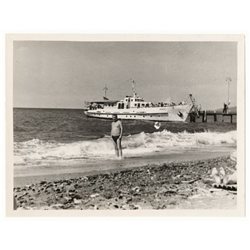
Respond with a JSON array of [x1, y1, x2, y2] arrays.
[[14, 155, 237, 210]]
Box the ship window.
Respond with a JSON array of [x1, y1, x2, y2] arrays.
[[135, 103, 137, 106], [118, 103, 125, 109]]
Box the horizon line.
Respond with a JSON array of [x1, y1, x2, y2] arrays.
[[13, 107, 84, 110]]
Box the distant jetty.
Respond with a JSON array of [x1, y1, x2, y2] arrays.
[[189, 107, 237, 123]]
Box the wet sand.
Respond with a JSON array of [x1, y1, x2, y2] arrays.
[[14, 148, 233, 187], [14, 152, 237, 210]]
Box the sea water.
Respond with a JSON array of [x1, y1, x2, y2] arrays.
[[14, 108, 237, 168]]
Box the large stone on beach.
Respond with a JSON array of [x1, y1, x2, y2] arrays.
[[80, 176, 88, 181], [131, 186, 140, 193], [90, 193, 99, 198], [103, 192, 113, 199], [73, 198, 82, 205], [60, 198, 69, 204], [71, 194, 82, 199], [50, 204, 64, 209], [59, 196, 73, 204], [66, 185, 76, 193], [57, 188, 63, 193]]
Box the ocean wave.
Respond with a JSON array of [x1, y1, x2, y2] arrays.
[[14, 130, 237, 166], [14, 125, 27, 132]]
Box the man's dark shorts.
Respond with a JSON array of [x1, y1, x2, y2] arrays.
[[112, 136, 120, 143]]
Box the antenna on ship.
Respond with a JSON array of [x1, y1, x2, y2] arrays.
[[103, 84, 109, 100], [226, 77, 232, 105], [130, 79, 138, 98]]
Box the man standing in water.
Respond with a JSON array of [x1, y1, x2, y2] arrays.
[[111, 114, 123, 159]]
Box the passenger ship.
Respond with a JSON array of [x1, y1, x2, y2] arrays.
[[84, 81, 194, 122]]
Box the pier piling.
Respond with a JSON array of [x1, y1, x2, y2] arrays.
[[189, 111, 236, 123], [202, 111, 207, 123]]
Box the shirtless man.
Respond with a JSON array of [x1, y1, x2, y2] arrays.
[[111, 114, 123, 159]]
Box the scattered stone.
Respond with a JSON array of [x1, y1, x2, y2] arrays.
[[132, 186, 140, 193], [73, 198, 82, 205], [13, 156, 237, 210], [90, 193, 99, 198], [51, 204, 64, 209], [72, 194, 82, 199], [81, 176, 88, 181]]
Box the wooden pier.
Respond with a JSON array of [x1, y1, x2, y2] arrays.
[[189, 111, 237, 123]]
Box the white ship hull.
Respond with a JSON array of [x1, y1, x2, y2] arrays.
[[84, 104, 193, 122]]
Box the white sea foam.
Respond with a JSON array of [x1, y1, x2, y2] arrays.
[[14, 130, 237, 167], [230, 150, 237, 162]]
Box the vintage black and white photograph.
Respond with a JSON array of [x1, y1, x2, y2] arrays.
[[6, 35, 244, 215]]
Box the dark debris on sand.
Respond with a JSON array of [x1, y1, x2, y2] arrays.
[[14, 156, 237, 210]]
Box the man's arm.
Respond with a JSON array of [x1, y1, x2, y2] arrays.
[[119, 121, 123, 138]]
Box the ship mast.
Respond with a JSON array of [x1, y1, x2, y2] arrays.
[[103, 84, 108, 100], [131, 79, 138, 98], [226, 77, 231, 105]]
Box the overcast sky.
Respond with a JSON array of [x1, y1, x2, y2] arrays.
[[13, 41, 237, 109]]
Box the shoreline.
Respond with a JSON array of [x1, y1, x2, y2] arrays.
[[14, 153, 237, 210], [14, 149, 234, 187]]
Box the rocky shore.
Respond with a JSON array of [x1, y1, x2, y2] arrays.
[[14, 156, 237, 210]]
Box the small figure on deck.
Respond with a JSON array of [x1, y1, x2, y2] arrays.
[[223, 102, 228, 114], [111, 114, 123, 159]]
